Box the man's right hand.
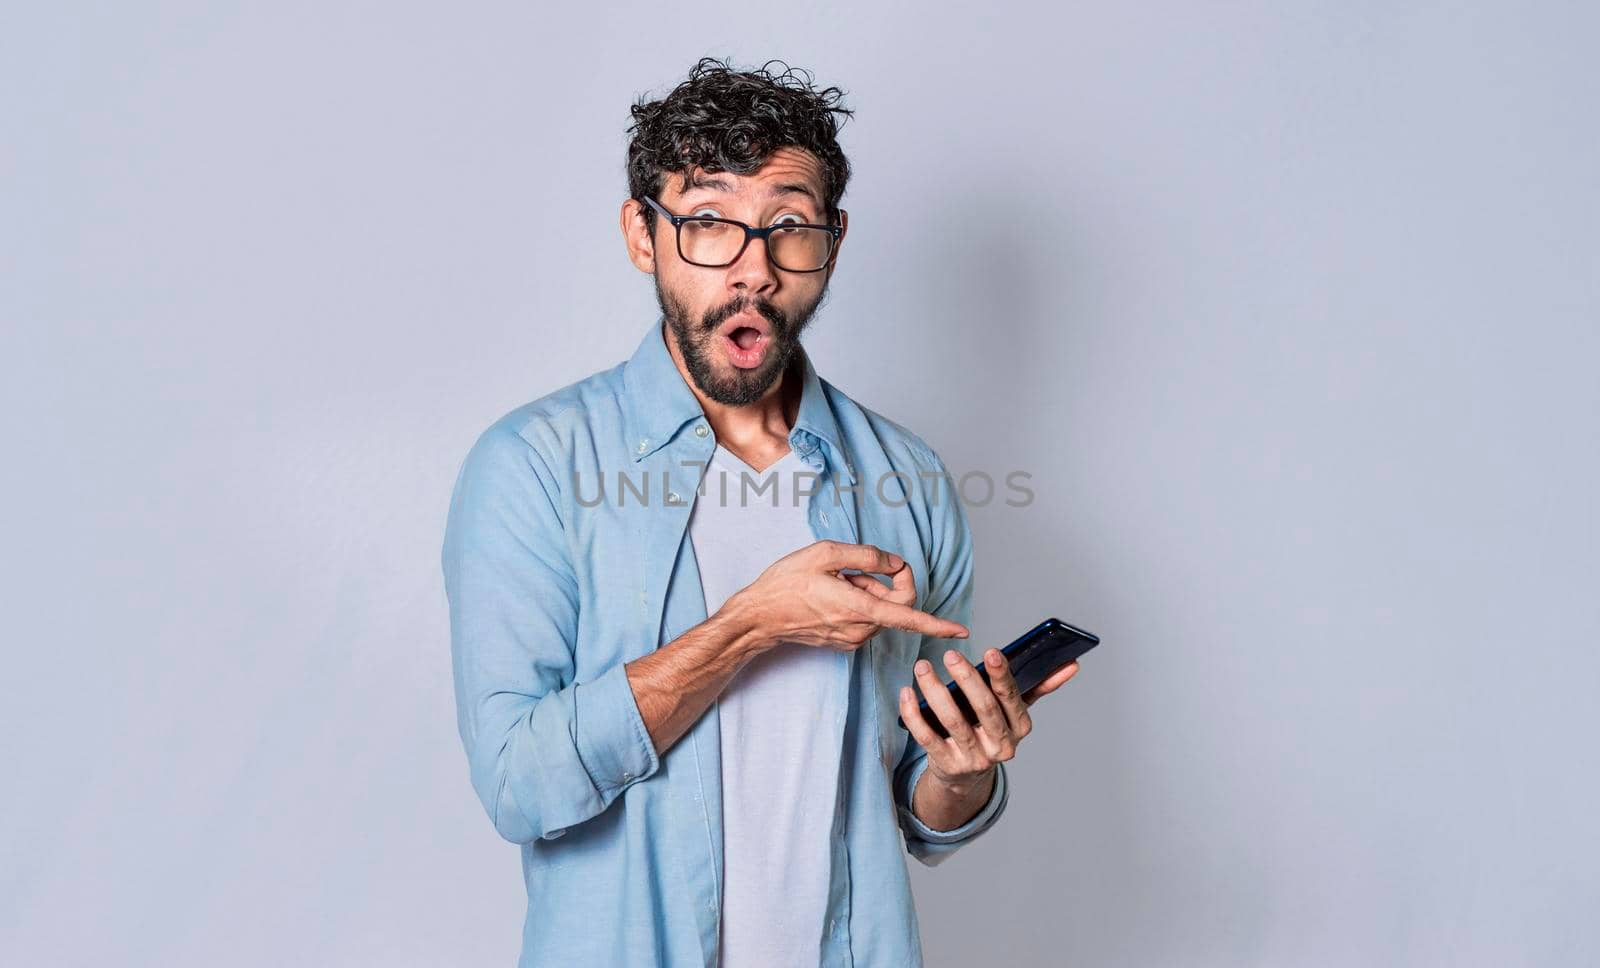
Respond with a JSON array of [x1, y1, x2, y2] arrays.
[[717, 540, 970, 653]]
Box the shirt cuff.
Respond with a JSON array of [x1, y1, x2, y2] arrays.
[[895, 755, 1009, 845], [514, 659, 661, 839], [572, 659, 661, 795]]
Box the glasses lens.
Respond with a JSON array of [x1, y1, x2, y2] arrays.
[[769, 226, 833, 271], [679, 220, 833, 270], [680, 219, 744, 266]]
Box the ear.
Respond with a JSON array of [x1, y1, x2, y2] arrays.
[[822, 208, 848, 280], [621, 198, 657, 273]]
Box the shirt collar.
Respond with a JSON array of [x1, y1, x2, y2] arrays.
[[622, 316, 856, 485]]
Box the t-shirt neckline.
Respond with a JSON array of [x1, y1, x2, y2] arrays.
[[711, 442, 806, 478]]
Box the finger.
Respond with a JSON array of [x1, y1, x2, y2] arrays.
[[1022, 660, 1080, 706], [883, 557, 918, 607], [916, 658, 980, 751], [817, 540, 904, 577], [898, 683, 944, 750], [844, 573, 894, 599], [942, 649, 1014, 759], [982, 648, 1031, 734], [870, 599, 969, 639]]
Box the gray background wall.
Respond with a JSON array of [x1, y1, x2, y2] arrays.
[[4, 2, 1596, 965]]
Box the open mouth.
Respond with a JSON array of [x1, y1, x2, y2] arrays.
[[721, 318, 770, 369]]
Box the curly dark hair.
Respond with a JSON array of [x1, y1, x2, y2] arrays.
[[626, 57, 855, 235]]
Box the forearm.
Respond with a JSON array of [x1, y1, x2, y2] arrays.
[[911, 764, 996, 832], [625, 599, 770, 755]]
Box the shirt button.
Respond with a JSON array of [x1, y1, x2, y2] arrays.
[[829, 918, 837, 934], [622, 772, 633, 782], [667, 491, 681, 504], [695, 424, 709, 437], [819, 511, 829, 525], [637, 439, 649, 454]]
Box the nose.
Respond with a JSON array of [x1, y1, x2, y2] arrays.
[[726, 231, 778, 296]]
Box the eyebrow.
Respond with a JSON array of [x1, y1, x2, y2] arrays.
[[682, 171, 823, 211]]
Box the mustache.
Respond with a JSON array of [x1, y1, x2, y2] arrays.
[[704, 299, 786, 332]]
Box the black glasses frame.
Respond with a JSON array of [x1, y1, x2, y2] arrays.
[[641, 195, 843, 273]]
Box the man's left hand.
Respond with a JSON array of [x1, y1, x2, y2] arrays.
[[899, 647, 1080, 787]]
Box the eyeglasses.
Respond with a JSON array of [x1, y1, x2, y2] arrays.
[[641, 195, 842, 273]]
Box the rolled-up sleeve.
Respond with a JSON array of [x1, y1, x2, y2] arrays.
[[442, 420, 660, 845], [892, 443, 1011, 867], [895, 756, 1009, 860]]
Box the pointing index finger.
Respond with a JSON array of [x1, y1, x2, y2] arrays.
[[870, 599, 969, 639]]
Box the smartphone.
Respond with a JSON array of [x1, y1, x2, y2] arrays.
[[897, 617, 1100, 739]]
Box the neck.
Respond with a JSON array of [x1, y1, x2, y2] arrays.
[[663, 319, 804, 463]]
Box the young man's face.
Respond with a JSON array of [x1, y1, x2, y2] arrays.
[[623, 146, 848, 407]]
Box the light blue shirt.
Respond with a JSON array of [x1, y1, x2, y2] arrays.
[[442, 317, 1009, 967]]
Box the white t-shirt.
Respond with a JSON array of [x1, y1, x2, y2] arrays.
[[688, 442, 846, 968]]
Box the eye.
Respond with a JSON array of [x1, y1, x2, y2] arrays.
[[691, 208, 722, 219], [771, 213, 806, 226]]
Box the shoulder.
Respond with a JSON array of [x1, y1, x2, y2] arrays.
[[464, 360, 629, 466], [819, 376, 951, 478]]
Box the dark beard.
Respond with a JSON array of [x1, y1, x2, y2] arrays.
[[654, 275, 827, 407]]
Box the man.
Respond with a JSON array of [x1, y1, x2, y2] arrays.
[[441, 57, 1080, 968]]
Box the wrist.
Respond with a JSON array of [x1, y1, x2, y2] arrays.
[[924, 761, 996, 799], [709, 595, 772, 662], [912, 761, 998, 833]]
